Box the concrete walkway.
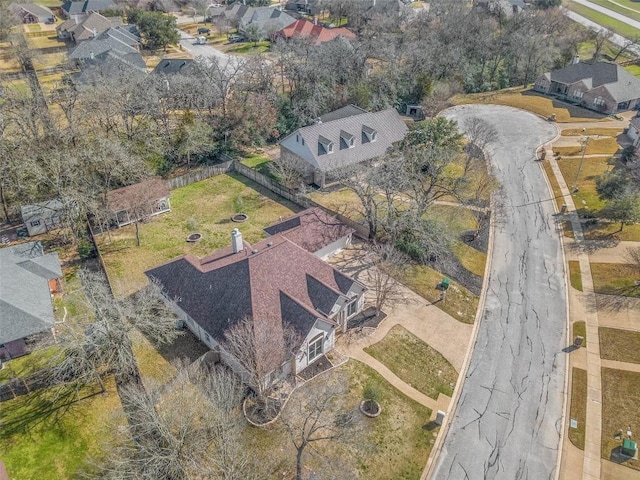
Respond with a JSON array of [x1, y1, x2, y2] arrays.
[[328, 245, 472, 418], [547, 145, 604, 480]]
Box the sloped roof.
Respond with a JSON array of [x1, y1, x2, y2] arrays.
[[264, 207, 354, 254], [548, 62, 640, 103], [58, 12, 116, 41], [0, 241, 61, 345], [106, 177, 169, 212], [62, 0, 118, 15], [152, 58, 194, 75], [279, 106, 409, 172], [145, 233, 362, 349], [630, 116, 640, 131], [278, 19, 355, 45], [242, 6, 296, 31], [21, 199, 63, 223], [10, 3, 54, 18]]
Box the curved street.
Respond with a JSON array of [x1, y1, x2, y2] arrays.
[[433, 105, 567, 480]]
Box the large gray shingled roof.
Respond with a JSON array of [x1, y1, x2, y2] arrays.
[[549, 62, 640, 103], [0, 242, 62, 345], [279, 106, 408, 172]]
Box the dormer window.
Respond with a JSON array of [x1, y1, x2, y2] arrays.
[[296, 133, 300, 143], [318, 135, 334, 155], [362, 125, 377, 143], [340, 130, 355, 150]]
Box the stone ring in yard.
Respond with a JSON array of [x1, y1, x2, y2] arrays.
[[231, 213, 248, 223], [186, 233, 202, 242]]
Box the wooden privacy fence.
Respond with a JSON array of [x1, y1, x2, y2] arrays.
[[162, 156, 370, 239]]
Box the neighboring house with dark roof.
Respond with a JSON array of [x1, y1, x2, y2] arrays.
[[279, 104, 409, 187], [285, 0, 321, 16], [106, 177, 170, 228], [277, 19, 355, 45], [56, 11, 121, 43], [0, 241, 62, 360], [628, 116, 640, 148], [146, 226, 365, 379], [21, 200, 64, 236], [151, 58, 194, 76], [534, 61, 640, 115], [9, 3, 55, 23], [238, 6, 296, 39], [61, 0, 118, 17], [132, 0, 180, 12], [264, 207, 354, 260]]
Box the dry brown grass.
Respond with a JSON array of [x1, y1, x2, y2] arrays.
[[568, 368, 587, 450], [553, 137, 620, 156], [561, 128, 623, 137], [555, 156, 613, 211], [365, 325, 458, 399], [451, 87, 607, 122], [601, 368, 640, 470], [600, 327, 640, 364]]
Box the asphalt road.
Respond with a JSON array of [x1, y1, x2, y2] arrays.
[[571, 0, 640, 30], [433, 105, 567, 480]]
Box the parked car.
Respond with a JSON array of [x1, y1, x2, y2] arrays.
[[228, 34, 245, 43], [197, 27, 211, 35]]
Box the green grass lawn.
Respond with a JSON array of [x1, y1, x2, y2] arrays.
[[573, 321, 587, 346], [584, 0, 640, 22], [568, 1, 640, 38], [590, 262, 640, 297], [96, 173, 299, 296], [601, 368, 640, 469], [224, 41, 270, 55], [365, 325, 458, 399], [243, 359, 435, 479], [452, 242, 487, 277], [569, 260, 584, 291], [568, 368, 587, 450], [585, 222, 640, 241], [452, 87, 606, 122], [626, 64, 640, 79], [556, 156, 612, 211], [0, 377, 123, 479], [599, 327, 640, 364], [397, 265, 478, 324], [240, 152, 275, 179]]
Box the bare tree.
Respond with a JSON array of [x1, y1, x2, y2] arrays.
[[93, 363, 266, 480], [222, 317, 299, 415], [280, 374, 358, 480], [268, 155, 304, 188], [462, 116, 497, 173], [366, 243, 409, 316]]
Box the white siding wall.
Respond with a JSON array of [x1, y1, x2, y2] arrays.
[[295, 320, 335, 374], [314, 234, 351, 260]]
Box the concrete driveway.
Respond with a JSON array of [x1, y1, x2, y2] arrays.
[[178, 30, 232, 63], [432, 105, 566, 479]]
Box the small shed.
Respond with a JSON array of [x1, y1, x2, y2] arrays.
[[106, 177, 171, 228], [21, 200, 64, 237]]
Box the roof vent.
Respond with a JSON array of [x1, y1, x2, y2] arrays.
[[252, 249, 258, 254], [267, 242, 273, 247]]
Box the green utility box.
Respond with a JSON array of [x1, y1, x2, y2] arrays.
[[622, 439, 637, 457], [441, 278, 451, 290]]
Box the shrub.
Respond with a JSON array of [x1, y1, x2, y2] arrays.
[[77, 239, 95, 259]]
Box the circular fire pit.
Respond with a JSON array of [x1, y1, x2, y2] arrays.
[[231, 213, 248, 223], [186, 233, 202, 242]]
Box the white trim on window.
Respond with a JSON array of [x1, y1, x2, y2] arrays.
[[308, 333, 323, 361]]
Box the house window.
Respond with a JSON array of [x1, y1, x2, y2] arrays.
[[318, 136, 334, 155], [308, 334, 323, 361], [30, 220, 41, 227], [593, 96, 605, 107], [362, 125, 377, 143], [302, 138, 305, 146], [347, 299, 358, 318], [296, 134, 300, 143]]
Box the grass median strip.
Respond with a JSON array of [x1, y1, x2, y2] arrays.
[[573, 321, 587, 346], [364, 325, 458, 399], [568, 367, 587, 450], [569, 261, 583, 291]]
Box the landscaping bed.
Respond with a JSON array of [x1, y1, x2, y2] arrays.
[[364, 325, 458, 399]]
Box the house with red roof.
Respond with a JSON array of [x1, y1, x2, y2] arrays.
[[277, 19, 355, 45], [145, 211, 365, 380]]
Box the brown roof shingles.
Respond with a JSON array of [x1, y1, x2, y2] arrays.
[[106, 177, 169, 212]]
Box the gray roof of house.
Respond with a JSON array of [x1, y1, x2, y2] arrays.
[[630, 116, 640, 130], [62, 0, 118, 15], [0, 242, 61, 344], [69, 26, 141, 64], [548, 62, 640, 103], [21, 199, 63, 223], [152, 58, 194, 75], [319, 105, 367, 123], [10, 3, 54, 18], [241, 6, 296, 31], [58, 12, 116, 41], [279, 106, 409, 172]]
